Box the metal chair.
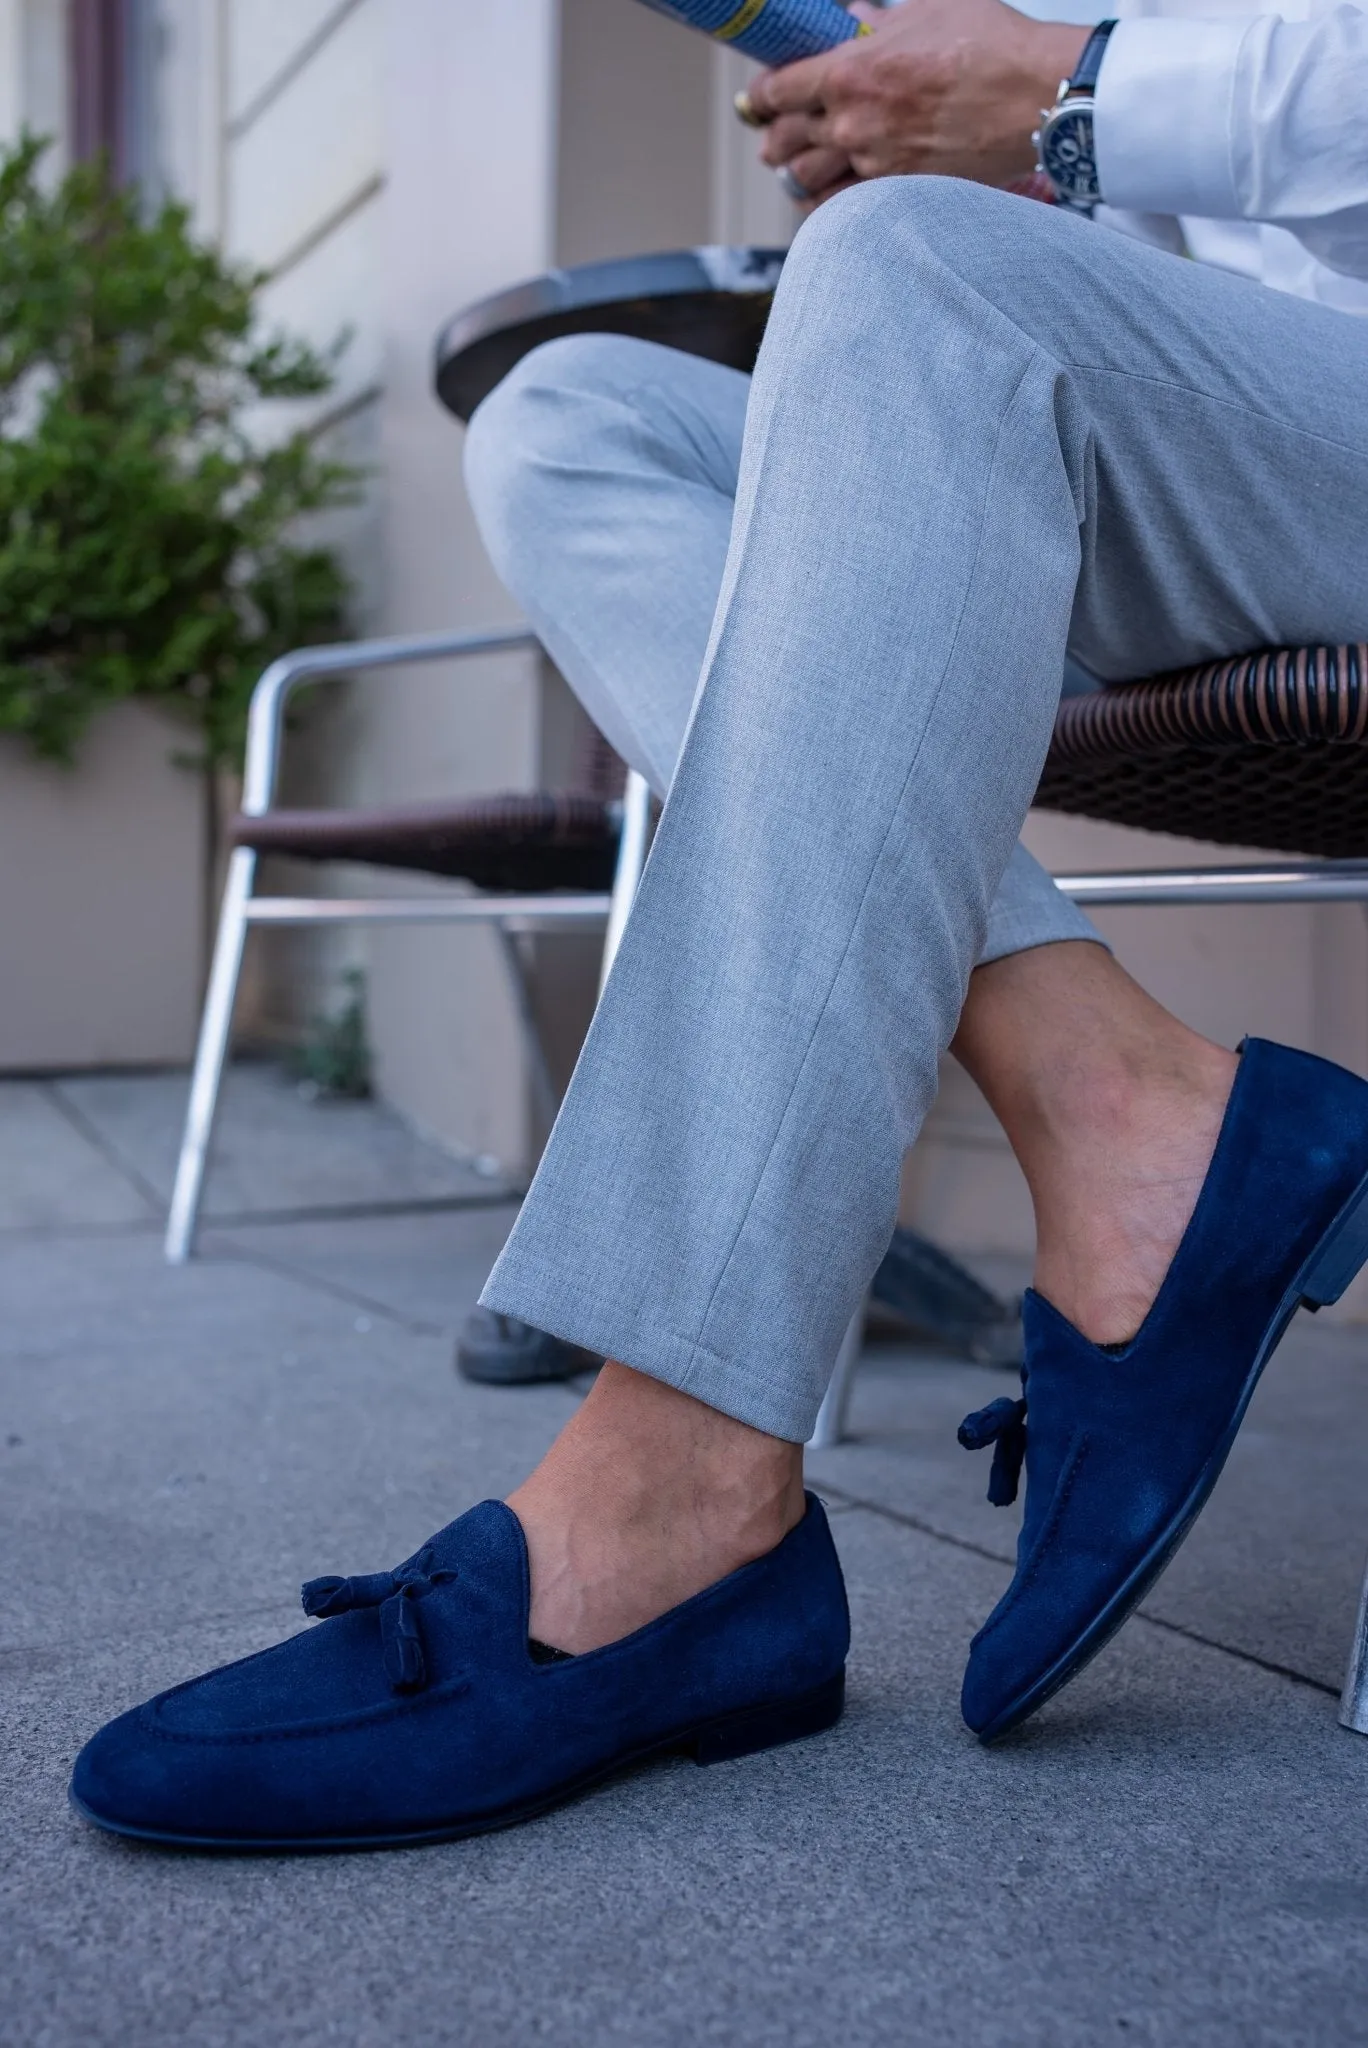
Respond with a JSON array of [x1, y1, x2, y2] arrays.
[[162, 626, 654, 1268]]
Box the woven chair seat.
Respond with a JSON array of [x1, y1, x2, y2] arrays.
[[1035, 644, 1368, 858], [234, 645, 1366, 889], [231, 792, 619, 893]]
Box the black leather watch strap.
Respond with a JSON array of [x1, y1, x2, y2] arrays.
[[1067, 19, 1117, 96]]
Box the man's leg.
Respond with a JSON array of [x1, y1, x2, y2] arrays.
[[505, 941, 1236, 1657], [465, 329, 1097, 961], [464, 333, 742, 797], [474, 181, 1368, 1651], [952, 944, 1237, 1344]]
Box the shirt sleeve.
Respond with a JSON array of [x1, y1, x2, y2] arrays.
[[1094, 8, 1368, 280]]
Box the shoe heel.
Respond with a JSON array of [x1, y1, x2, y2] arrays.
[[1302, 1171, 1368, 1307], [687, 1671, 845, 1766]]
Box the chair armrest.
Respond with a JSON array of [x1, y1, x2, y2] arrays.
[[241, 627, 540, 816]]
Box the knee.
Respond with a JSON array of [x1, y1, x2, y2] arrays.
[[464, 333, 655, 571], [777, 176, 1056, 339], [784, 175, 983, 277]]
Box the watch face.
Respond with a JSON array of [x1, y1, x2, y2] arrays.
[[1040, 105, 1097, 204]]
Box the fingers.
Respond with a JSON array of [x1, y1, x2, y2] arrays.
[[746, 51, 829, 122], [758, 111, 823, 167], [752, 101, 847, 204], [779, 145, 851, 196]]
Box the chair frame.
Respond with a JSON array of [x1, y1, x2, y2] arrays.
[[166, 625, 1368, 1735], [163, 628, 652, 1271]]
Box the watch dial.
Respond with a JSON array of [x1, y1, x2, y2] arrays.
[[1041, 108, 1097, 203]]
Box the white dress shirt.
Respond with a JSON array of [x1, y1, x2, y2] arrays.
[[1094, 1, 1368, 313]]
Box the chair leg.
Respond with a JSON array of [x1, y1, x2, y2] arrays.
[[1340, 1551, 1368, 1734], [164, 847, 256, 1265], [807, 1302, 866, 1451], [599, 770, 653, 994]]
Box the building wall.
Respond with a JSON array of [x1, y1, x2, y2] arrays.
[[355, 0, 557, 1172], [7, 3, 1365, 1251], [0, 0, 67, 155], [154, 0, 557, 1172]]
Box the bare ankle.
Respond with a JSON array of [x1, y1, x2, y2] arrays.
[[953, 943, 1239, 1346], [1029, 1041, 1238, 1344], [508, 1363, 805, 1655]]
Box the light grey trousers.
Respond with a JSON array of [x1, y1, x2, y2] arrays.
[[467, 178, 1368, 1442], [465, 295, 1101, 963]]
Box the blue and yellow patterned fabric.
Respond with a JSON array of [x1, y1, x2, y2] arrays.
[[636, 0, 863, 65]]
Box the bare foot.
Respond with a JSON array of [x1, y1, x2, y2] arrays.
[[953, 942, 1239, 1347], [508, 1362, 805, 1654]]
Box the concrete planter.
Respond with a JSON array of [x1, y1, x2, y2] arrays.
[[0, 702, 205, 1071]]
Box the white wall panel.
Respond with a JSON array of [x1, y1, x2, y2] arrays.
[[357, 0, 559, 1171], [556, 0, 712, 265], [0, 1, 23, 143], [158, 0, 226, 237], [709, 46, 797, 250], [252, 185, 385, 425], [21, 0, 66, 160], [226, 0, 347, 124], [226, 0, 380, 273]]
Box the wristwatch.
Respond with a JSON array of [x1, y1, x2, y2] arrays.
[[1033, 19, 1117, 215]]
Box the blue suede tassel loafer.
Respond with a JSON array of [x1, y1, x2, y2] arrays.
[[70, 1492, 849, 1851], [959, 1037, 1368, 1743]]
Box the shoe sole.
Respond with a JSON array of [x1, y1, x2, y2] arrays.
[[455, 1352, 599, 1385], [974, 1161, 1368, 1745], [67, 1669, 845, 1854]]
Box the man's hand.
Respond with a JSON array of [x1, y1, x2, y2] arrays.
[[750, 0, 1090, 208]]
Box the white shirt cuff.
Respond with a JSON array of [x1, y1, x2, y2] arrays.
[[1094, 16, 1249, 219]]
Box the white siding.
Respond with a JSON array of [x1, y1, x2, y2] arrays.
[[226, 0, 351, 123], [356, 0, 559, 1170], [0, 0, 65, 153], [252, 186, 386, 427], [225, 0, 381, 274]]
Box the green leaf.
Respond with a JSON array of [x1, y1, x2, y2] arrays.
[[0, 134, 358, 765]]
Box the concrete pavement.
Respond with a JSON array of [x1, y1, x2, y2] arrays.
[[4, 1066, 1368, 2047]]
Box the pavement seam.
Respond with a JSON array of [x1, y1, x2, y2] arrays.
[[40, 1081, 165, 1217], [0, 1192, 523, 1244], [819, 1485, 1341, 1700], [0, 1218, 164, 1241], [0, 1596, 303, 1660], [198, 1191, 523, 1228], [205, 1242, 450, 1338]]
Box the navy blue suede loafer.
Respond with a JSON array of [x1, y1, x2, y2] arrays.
[[959, 1038, 1368, 1744], [70, 1491, 848, 1851]]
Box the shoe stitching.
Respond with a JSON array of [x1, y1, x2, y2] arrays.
[[141, 1676, 473, 1747]]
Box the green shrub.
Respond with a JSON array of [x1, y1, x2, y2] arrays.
[[291, 967, 372, 1100], [0, 134, 357, 766]]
